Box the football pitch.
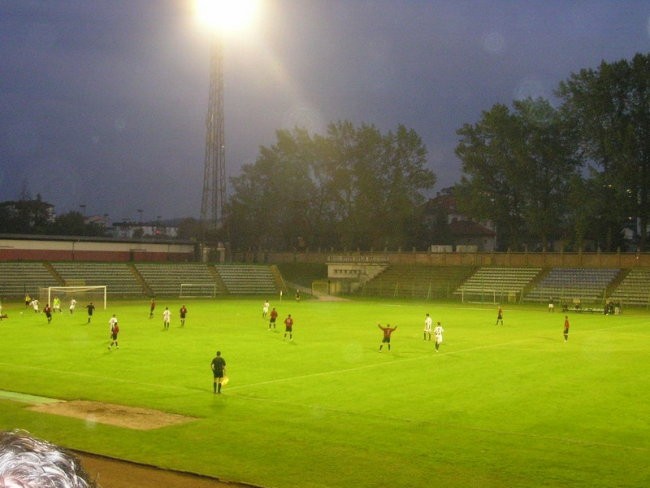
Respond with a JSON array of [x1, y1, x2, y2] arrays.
[[0, 297, 648, 488]]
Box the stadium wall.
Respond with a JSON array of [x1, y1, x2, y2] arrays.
[[0, 237, 196, 262], [3, 237, 649, 268], [233, 249, 650, 268]]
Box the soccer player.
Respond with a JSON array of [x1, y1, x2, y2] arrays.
[[30, 299, 39, 313], [85, 302, 95, 324], [211, 351, 226, 394], [563, 315, 570, 342], [495, 305, 503, 326], [162, 307, 171, 330], [24, 294, 31, 308], [434, 322, 444, 351], [108, 314, 119, 350], [378, 323, 397, 351], [284, 314, 294, 341], [424, 313, 433, 340], [44, 303, 53, 323], [52, 296, 61, 313], [69, 298, 77, 314], [262, 300, 270, 318], [548, 297, 555, 312], [179, 304, 188, 327], [149, 298, 156, 319], [269, 307, 278, 330]]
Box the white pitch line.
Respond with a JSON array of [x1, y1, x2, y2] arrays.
[[0, 321, 639, 395], [226, 337, 533, 391], [228, 320, 643, 391]]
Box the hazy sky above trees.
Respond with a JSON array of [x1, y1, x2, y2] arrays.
[[1, 0, 648, 221]]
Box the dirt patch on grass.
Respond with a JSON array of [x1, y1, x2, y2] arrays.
[[28, 400, 195, 430], [26, 400, 258, 487]]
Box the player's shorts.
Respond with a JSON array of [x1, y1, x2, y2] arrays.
[[213, 370, 224, 378], [435, 335, 443, 344], [382, 337, 391, 343], [563, 328, 569, 334], [285, 326, 293, 332], [111, 333, 118, 340]]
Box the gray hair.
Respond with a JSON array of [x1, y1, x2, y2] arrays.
[[0, 430, 96, 488]]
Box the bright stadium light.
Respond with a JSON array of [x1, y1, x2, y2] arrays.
[[195, 0, 260, 34]]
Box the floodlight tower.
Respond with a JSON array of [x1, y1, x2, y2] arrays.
[[196, 0, 260, 232], [200, 38, 226, 230]]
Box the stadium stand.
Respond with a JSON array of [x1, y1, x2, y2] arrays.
[[214, 265, 278, 295], [0, 262, 61, 298], [524, 268, 621, 304], [50, 262, 145, 297], [455, 266, 542, 302], [3, 260, 650, 306], [358, 265, 474, 299], [134, 263, 226, 296], [608, 268, 650, 306]]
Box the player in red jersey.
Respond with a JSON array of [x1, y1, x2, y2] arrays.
[[109, 314, 119, 350], [284, 314, 294, 341], [43, 303, 53, 324], [495, 305, 503, 326], [268, 307, 278, 330], [179, 305, 188, 327], [378, 323, 397, 351], [563, 315, 570, 342]]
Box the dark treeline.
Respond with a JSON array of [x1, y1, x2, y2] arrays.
[[226, 53, 650, 253], [4, 54, 648, 252], [0, 196, 106, 237]]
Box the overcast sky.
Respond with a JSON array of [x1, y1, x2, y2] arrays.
[[1, 1, 649, 222]]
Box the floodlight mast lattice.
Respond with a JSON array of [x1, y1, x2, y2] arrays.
[[200, 37, 226, 232]]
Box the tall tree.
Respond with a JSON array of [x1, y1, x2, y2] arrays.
[[227, 128, 318, 251], [455, 103, 529, 250], [226, 122, 436, 251], [557, 53, 650, 251], [455, 99, 579, 250]]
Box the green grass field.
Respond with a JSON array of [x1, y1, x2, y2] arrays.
[[0, 297, 648, 488]]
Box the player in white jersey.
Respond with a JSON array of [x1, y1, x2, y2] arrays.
[[433, 322, 444, 351], [423, 313, 433, 341], [162, 307, 171, 330]]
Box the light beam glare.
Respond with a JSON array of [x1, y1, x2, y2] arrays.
[[195, 0, 261, 35]]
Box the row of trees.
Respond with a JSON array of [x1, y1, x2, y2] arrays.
[[0, 197, 107, 237], [456, 53, 649, 252], [225, 53, 650, 252], [226, 122, 436, 250], [4, 54, 647, 252]]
